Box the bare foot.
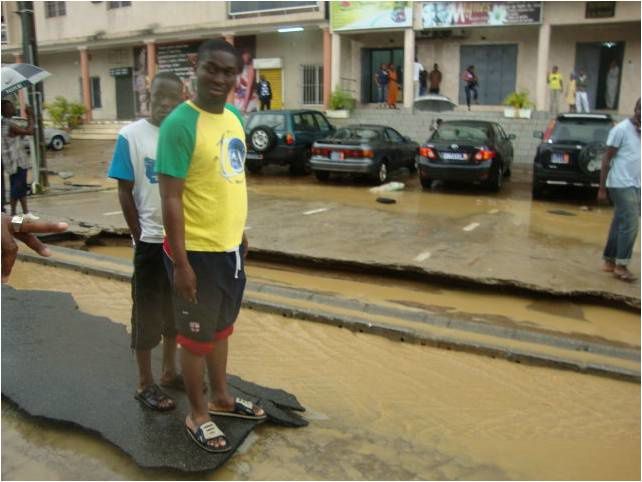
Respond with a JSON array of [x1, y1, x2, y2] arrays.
[[602, 261, 616, 272], [208, 397, 266, 418], [613, 266, 636, 282], [186, 414, 228, 450]]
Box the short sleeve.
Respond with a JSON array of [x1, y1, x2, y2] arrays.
[[156, 106, 197, 179], [107, 134, 134, 181], [225, 103, 244, 128], [606, 123, 624, 149]]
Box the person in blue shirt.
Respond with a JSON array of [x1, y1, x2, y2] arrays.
[[598, 98, 641, 282], [375, 64, 389, 108], [256, 75, 272, 111]]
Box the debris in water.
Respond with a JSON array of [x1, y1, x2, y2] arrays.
[[547, 209, 576, 216], [376, 197, 396, 204], [370, 182, 405, 193]]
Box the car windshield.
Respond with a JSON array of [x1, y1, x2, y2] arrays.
[[331, 128, 381, 141], [431, 124, 489, 143], [247, 113, 286, 131], [550, 119, 611, 144]]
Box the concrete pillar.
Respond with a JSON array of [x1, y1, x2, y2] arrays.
[[14, 53, 27, 117], [331, 32, 341, 93], [535, 22, 551, 112], [78, 46, 92, 122], [145, 39, 157, 80], [403, 28, 415, 109], [323, 28, 332, 108], [224, 34, 235, 104]]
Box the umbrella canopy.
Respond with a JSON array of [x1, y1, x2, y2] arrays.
[[414, 94, 457, 112], [1, 63, 51, 96]]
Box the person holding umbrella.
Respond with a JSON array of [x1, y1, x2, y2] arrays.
[[1, 99, 38, 219]]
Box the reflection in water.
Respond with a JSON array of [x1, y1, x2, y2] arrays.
[[2, 262, 640, 480]]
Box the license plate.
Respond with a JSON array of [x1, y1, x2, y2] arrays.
[[551, 152, 570, 164], [331, 151, 344, 161], [441, 152, 467, 161]]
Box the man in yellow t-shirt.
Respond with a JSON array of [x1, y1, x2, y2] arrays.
[[156, 39, 266, 454], [548, 65, 564, 117]]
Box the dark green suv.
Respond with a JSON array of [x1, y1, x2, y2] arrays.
[[245, 110, 335, 175]]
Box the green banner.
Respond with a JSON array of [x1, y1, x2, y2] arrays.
[[331, 1, 412, 31]]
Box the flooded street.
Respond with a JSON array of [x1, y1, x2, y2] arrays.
[[2, 261, 640, 480]]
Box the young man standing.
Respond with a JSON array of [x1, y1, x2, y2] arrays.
[[413, 57, 424, 99], [374, 64, 389, 108], [575, 69, 590, 113], [108, 72, 184, 411], [157, 39, 266, 453], [598, 98, 641, 282], [256, 75, 272, 111], [547, 65, 563, 117], [428, 63, 442, 95]]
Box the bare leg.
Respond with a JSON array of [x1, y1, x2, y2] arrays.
[[10, 198, 17, 216], [159, 335, 177, 384], [136, 348, 174, 410], [19, 196, 28, 214]]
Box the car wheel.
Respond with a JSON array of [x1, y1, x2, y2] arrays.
[[289, 148, 311, 176], [249, 126, 277, 153], [314, 170, 330, 182], [372, 160, 389, 185], [50, 135, 65, 151], [420, 176, 433, 189], [504, 166, 512, 178], [488, 162, 503, 192], [532, 180, 545, 199]]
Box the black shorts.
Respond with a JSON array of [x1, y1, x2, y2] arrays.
[[163, 246, 246, 344], [131, 241, 176, 350], [10, 167, 28, 200]]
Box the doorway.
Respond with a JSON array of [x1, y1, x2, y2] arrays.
[[575, 42, 624, 110], [361, 48, 404, 104], [459, 44, 517, 105], [115, 71, 135, 120], [257, 68, 282, 109]]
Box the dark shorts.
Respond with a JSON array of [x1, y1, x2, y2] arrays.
[[163, 245, 246, 345], [10, 167, 28, 200], [131, 241, 176, 350]]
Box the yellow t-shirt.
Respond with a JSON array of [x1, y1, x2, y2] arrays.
[[156, 101, 247, 252], [548, 72, 563, 91]]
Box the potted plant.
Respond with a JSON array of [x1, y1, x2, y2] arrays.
[[326, 89, 356, 119], [44, 96, 86, 131], [503, 91, 534, 119]]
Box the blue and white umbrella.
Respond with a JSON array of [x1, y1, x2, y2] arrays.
[[1, 63, 51, 96]]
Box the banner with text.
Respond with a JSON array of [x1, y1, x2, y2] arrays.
[[331, 1, 412, 31], [421, 2, 541, 28]]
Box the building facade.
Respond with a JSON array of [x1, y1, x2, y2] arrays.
[[2, 1, 639, 121]]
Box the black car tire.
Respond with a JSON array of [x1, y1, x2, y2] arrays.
[[372, 160, 389, 185], [532, 179, 545, 199], [420, 176, 433, 189], [246, 159, 263, 174], [487, 161, 504, 192], [50, 135, 65, 151], [249, 126, 277, 153], [314, 170, 330, 182], [289, 148, 311, 176], [504, 166, 512, 178]]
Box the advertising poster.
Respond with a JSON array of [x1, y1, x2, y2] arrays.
[[421, 2, 541, 28], [133, 35, 258, 117], [331, 1, 412, 31]]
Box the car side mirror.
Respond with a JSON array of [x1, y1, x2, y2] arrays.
[[533, 130, 543, 139], [508, 133, 516, 140]]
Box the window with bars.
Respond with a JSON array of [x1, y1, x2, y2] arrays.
[[301, 64, 323, 105], [45, 1, 66, 18], [107, 1, 131, 9]]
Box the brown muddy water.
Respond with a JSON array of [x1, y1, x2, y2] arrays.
[[83, 243, 640, 347], [2, 261, 640, 480]]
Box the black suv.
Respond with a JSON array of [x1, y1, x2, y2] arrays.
[[245, 110, 335, 175], [532, 113, 613, 199]]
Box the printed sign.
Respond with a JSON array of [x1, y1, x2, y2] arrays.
[[331, 1, 412, 31], [421, 2, 541, 28]]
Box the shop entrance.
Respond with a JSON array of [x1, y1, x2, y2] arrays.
[[115, 71, 134, 120], [575, 42, 624, 110], [257, 68, 282, 109], [458, 44, 517, 105], [361, 48, 404, 104]]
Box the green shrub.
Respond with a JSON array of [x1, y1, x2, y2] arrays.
[[44, 96, 86, 129], [503, 91, 534, 109], [329, 89, 356, 111]]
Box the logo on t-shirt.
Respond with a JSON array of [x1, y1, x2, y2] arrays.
[[144, 157, 158, 184], [220, 136, 246, 181]]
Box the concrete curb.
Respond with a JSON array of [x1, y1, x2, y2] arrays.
[[16, 246, 640, 383]]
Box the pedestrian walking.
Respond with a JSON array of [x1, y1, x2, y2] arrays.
[[575, 69, 590, 113], [547, 65, 563, 117], [605, 60, 620, 110], [1, 100, 38, 220], [108, 72, 185, 412], [566, 72, 577, 112], [157, 38, 266, 453], [387, 64, 399, 109], [374, 64, 389, 107], [413, 58, 424, 99], [256, 75, 272, 111], [429, 63, 442, 95], [598, 98, 641, 282], [462, 65, 478, 111]]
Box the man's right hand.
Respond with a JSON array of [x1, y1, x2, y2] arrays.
[[597, 187, 609, 204], [174, 263, 197, 303]]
